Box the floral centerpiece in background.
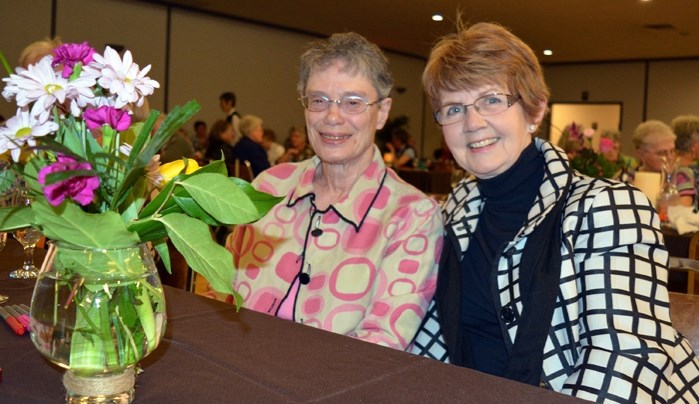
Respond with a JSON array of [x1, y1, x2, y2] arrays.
[[558, 122, 622, 179], [0, 41, 281, 400]]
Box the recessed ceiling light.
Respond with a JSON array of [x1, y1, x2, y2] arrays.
[[432, 14, 443, 22], [543, 50, 553, 56]]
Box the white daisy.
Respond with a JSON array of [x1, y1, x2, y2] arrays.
[[0, 108, 58, 162], [1, 57, 95, 121], [90, 47, 160, 109]]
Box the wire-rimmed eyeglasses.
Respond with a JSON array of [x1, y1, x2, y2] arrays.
[[434, 93, 521, 126], [299, 95, 384, 114]]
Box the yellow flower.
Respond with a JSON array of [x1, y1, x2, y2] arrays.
[[157, 158, 200, 187]]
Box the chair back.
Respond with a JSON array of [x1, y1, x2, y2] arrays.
[[669, 292, 699, 354], [231, 159, 254, 182]]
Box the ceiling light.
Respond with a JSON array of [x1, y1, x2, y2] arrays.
[[432, 14, 443, 22], [543, 49, 553, 56]]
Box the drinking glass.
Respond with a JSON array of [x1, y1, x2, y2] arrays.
[[9, 191, 42, 279]]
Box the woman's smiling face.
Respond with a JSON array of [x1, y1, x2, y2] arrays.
[[438, 85, 540, 179], [303, 62, 391, 169]]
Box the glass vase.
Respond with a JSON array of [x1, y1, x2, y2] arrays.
[[657, 157, 680, 225], [29, 242, 167, 403]]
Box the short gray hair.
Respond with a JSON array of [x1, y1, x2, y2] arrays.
[[632, 120, 675, 150], [671, 114, 699, 152], [239, 114, 263, 137], [297, 32, 393, 99]]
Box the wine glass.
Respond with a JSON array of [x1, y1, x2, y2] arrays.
[[9, 190, 42, 279]]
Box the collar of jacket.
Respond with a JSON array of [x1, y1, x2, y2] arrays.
[[444, 139, 573, 260], [286, 145, 388, 231]]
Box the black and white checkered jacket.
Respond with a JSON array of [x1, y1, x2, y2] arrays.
[[410, 139, 699, 403]]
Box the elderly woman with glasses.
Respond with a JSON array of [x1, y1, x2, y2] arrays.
[[226, 32, 443, 350], [409, 22, 699, 401]]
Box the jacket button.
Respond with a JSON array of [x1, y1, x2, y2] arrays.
[[500, 306, 515, 323]]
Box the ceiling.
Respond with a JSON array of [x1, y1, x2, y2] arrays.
[[138, 0, 699, 64]]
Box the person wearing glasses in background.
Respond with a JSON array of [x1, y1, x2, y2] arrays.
[[226, 32, 443, 350], [409, 21, 699, 401], [631, 119, 677, 179]]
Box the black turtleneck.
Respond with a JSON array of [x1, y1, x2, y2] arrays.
[[458, 141, 544, 376]]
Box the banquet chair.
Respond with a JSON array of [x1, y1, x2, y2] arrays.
[[668, 292, 699, 354], [232, 159, 254, 181]]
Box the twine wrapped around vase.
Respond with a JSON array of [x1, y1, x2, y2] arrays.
[[63, 368, 135, 402]]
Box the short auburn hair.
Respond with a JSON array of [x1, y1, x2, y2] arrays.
[[423, 21, 549, 123]]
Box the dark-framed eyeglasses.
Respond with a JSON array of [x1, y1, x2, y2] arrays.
[[434, 93, 521, 126], [299, 94, 384, 114]]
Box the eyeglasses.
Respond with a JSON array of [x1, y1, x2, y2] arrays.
[[434, 93, 521, 126], [646, 148, 676, 158], [299, 95, 383, 114]]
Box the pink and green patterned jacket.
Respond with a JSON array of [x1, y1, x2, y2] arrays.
[[228, 145, 443, 350]]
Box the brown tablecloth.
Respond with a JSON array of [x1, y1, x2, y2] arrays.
[[0, 238, 580, 402], [397, 169, 452, 195]]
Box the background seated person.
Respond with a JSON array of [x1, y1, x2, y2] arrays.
[[631, 119, 676, 180], [204, 119, 235, 174], [385, 128, 416, 169], [261, 128, 285, 166], [227, 32, 443, 351], [672, 114, 699, 208], [231, 114, 270, 177], [277, 126, 314, 163]]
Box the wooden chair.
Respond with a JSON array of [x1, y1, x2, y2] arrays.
[[669, 232, 699, 294], [231, 159, 254, 182], [669, 292, 699, 354]]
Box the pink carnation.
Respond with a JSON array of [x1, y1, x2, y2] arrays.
[[599, 137, 615, 153], [52, 42, 96, 78], [84, 106, 131, 131], [38, 155, 99, 206]]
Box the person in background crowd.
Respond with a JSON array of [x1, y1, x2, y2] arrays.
[[409, 21, 699, 402], [191, 120, 209, 164], [227, 32, 443, 350], [231, 114, 270, 177], [632, 119, 676, 175], [19, 37, 62, 67], [205, 119, 235, 174], [385, 127, 416, 169], [261, 128, 285, 166], [672, 114, 699, 207], [219, 91, 241, 145], [277, 126, 314, 163]]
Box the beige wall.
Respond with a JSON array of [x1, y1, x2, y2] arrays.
[[2, 0, 699, 161], [0, 0, 428, 153]]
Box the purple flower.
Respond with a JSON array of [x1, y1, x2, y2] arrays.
[[52, 42, 96, 78], [83, 106, 131, 131], [38, 155, 99, 206]]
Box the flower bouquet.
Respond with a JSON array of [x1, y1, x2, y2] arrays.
[[560, 122, 621, 179], [0, 41, 281, 400]]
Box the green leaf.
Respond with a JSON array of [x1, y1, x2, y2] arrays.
[[153, 240, 171, 274], [0, 206, 35, 231], [157, 213, 235, 295], [32, 200, 139, 248], [229, 177, 285, 217], [23, 158, 46, 197], [172, 194, 219, 226], [44, 169, 100, 185], [179, 174, 264, 224]]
